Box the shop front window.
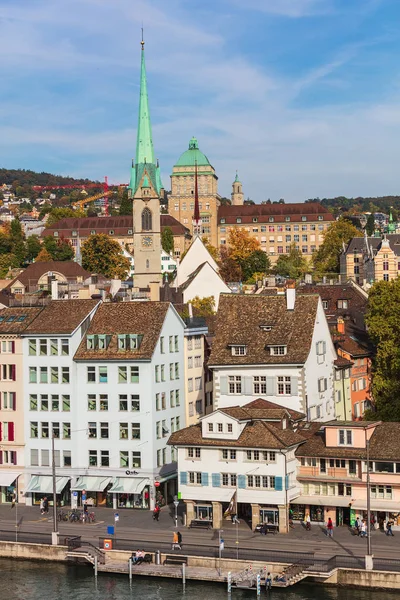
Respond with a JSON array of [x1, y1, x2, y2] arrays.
[[260, 508, 279, 525], [290, 504, 305, 521], [194, 505, 213, 521], [310, 506, 324, 522]]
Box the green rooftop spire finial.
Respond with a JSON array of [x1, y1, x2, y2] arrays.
[[234, 170, 240, 183], [135, 34, 155, 167]]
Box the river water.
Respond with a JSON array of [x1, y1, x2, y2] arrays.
[[0, 558, 399, 600]]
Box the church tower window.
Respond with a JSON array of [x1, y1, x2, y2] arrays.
[[142, 207, 152, 231]]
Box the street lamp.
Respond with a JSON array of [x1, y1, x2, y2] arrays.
[[51, 434, 59, 545], [173, 495, 179, 528], [218, 529, 224, 576]]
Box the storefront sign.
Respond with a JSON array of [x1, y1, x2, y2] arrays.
[[125, 470, 139, 476]]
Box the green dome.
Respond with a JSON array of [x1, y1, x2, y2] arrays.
[[174, 137, 211, 167]]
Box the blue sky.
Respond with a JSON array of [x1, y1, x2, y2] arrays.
[[1, 0, 400, 201]]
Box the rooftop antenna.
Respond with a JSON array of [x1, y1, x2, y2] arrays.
[[141, 25, 144, 49]]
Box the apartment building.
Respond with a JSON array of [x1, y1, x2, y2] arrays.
[[295, 420, 400, 529], [22, 300, 100, 507], [183, 317, 208, 426], [217, 203, 334, 264], [73, 302, 186, 510], [341, 234, 400, 286], [169, 399, 305, 532], [208, 288, 336, 421], [0, 307, 43, 504]]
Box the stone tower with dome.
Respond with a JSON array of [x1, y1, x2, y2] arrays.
[[168, 137, 220, 248]]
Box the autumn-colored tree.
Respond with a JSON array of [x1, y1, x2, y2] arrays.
[[202, 237, 219, 261], [0, 253, 19, 278], [35, 248, 53, 262], [189, 295, 216, 316], [42, 236, 74, 261], [227, 228, 260, 263], [313, 218, 362, 274], [82, 234, 130, 279], [45, 207, 86, 227], [274, 244, 309, 279], [218, 245, 242, 282]]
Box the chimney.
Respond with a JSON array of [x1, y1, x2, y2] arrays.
[[149, 281, 160, 302], [51, 280, 58, 300], [286, 280, 296, 310], [337, 317, 345, 334]]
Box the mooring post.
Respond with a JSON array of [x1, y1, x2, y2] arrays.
[[256, 573, 261, 597], [94, 555, 98, 579], [129, 557, 132, 582], [182, 562, 186, 588], [227, 571, 232, 594]]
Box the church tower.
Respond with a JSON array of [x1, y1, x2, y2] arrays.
[[231, 171, 244, 206], [129, 38, 163, 290]]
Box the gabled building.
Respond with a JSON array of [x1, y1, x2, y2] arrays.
[[73, 301, 186, 510], [169, 398, 305, 532], [208, 287, 336, 421], [295, 420, 400, 529], [22, 299, 100, 507], [0, 307, 43, 505], [340, 234, 400, 286]]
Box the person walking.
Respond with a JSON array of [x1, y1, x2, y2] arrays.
[[327, 517, 334, 537], [153, 503, 160, 521], [43, 497, 49, 514], [177, 531, 182, 549], [305, 514, 311, 531], [355, 517, 360, 536], [40, 498, 45, 515], [386, 520, 394, 536], [172, 531, 180, 550], [360, 520, 367, 537], [266, 572, 272, 591]]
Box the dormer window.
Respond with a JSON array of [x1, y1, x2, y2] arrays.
[[337, 299, 348, 309], [54, 231, 59, 237], [269, 217, 274, 223], [268, 345, 287, 356], [109, 230, 114, 235], [260, 325, 273, 332], [236, 217, 242, 224], [220, 218, 226, 224], [231, 345, 247, 356], [98, 335, 107, 350], [72, 230, 77, 237], [339, 429, 353, 446], [285, 216, 290, 222], [86, 334, 111, 350], [318, 215, 323, 221], [322, 300, 328, 309], [302, 216, 307, 222], [118, 334, 142, 351], [252, 217, 258, 223], [87, 335, 95, 349], [91, 230, 96, 235]]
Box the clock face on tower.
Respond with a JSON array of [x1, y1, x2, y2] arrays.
[[142, 235, 153, 248]]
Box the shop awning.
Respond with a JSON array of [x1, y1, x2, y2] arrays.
[[0, 471, 22, 487], [353, 500, 400, 512], [157, 473, 177, 484], [109, 477, 149, 495], [71, 476, 112, 492], [291, 496, 352, 508], [25, 475, 69, 494]]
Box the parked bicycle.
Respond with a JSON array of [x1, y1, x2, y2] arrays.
[[57, 510, 69, 522]]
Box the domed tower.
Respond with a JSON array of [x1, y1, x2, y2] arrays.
[[168, 137, 220, 249], [231, 171, 244, 206]]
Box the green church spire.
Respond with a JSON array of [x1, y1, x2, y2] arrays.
[[136, 39, 155, 166], [129, 37, 162, 196]]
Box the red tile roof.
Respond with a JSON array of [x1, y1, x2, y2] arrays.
[[218, 202, 334, 224]]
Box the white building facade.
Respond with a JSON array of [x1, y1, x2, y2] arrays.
[[209, 291, 336, 421], [169, 402, 304, 532]]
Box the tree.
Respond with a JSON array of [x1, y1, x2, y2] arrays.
[[82, 234, 130, 279], [9, 218, 27, 266], [0, 253, 19, 278], [189, 296, 216, 316], [26, 235, 42, 262], [45, 207, 85, 227], [119, 190, 132, 216], [274, 244, 309, 279], [42, 236, 74, 261], [218, 245, 242, 282], [227, 228, 260, 263], [241, 249, 270, 281], [35, 248, 53, 262], [202, 237, 219, 261], [365, 278, 400, 420], [161, 227, 174, 254], [313, 218, 362, 275], [365, 213, 375, 236]]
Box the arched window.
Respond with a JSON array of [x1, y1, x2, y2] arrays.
[[142, 207, 152, 231]]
